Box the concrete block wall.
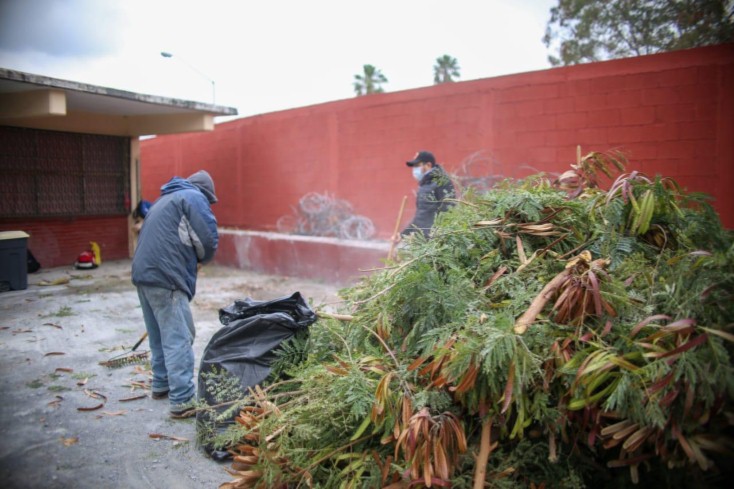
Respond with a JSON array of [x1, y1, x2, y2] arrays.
[[140, 45, 734, 281], [216, 229, 390, 285]]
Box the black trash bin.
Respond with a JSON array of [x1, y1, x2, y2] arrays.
[[0, 231, 29, 292]]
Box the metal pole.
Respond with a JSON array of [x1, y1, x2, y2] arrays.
[[160, 51, 216, 104]]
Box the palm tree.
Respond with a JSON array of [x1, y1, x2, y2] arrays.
[[433, 55, 460, 84], [353, 64, 388, 96]]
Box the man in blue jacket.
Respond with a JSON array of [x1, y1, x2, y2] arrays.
[[132, 170, 219, 418], [401, 151, 455, 238]]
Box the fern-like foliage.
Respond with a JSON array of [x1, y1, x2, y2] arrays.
[[218, 155, 734, 489]]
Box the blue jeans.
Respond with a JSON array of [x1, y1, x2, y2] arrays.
[[136, 285, 196, 410]]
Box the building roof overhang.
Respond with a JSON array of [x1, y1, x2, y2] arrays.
[[0, 68, 238, 137]]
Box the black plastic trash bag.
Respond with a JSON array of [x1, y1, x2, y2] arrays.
[[197, 291, 317, 460]]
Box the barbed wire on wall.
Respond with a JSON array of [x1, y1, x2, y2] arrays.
[[451, 150, 507, 193], [276, 192, 376, 241], [451, 150, 547, 193]]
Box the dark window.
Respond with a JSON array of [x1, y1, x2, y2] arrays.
[[0, 126, 130, 218]]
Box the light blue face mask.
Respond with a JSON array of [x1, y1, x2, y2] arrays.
[[412, 166, 424, 181]]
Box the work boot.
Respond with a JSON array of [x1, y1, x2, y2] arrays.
[[151, 389, 169, 400]]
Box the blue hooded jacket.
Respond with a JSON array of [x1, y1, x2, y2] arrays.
[[132, 177, 218, 299]]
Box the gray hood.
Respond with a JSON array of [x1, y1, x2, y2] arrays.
[[187, 170, 218, 204]]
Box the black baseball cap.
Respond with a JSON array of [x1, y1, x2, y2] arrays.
[[406, 151, 435, 167]]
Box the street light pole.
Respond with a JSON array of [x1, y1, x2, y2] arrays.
[[160, 51, 216, 104]]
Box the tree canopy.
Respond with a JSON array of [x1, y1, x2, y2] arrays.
[[353, 64, 388, 96], [433, 54, 461, 84], [544, 0, 734, 66]]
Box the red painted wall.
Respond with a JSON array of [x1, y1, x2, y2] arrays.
[[216, 230, 390, 285], [141, 45, 734, 236], [0, 217, 129, 269]]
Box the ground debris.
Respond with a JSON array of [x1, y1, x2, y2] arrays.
[[61, 436, 79, 446], [77, 403, 104, 412], [149, 433, 190, 443]]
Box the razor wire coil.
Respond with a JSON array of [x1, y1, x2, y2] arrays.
[[277, 192, 376, 240]]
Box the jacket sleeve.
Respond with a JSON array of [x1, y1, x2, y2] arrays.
[[182, 192, 219, 263], [435, 178, 456, 213]]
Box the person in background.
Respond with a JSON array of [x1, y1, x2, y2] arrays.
[[400, 150, 456, 239], [131, 199, 152, 235], [131, 170, 219, 418]]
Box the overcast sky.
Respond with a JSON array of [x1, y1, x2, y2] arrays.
[[0, 0, 557, 118]]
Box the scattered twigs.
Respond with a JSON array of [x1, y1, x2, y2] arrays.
[[196, 384, 307, 415], [38, 277, 71, 286], [316, 311, 354, 322], [99, 410, 127, 417], [356, 321, 400, 371], [149, 433, 189, 443], [48, 396, 64, 408], [539, 232, 571, 255], [84, 389, 107, 402], [482, 266, 508, 291], [265, 425, 286, 443], [444, 197, 479, 208], [124, 380, 149, 391], [558, 240, 593, 260], [387, 196, 408, 261], [352, 283, 397, 306], [359, 265, 399, 272], [77, 403, 104, 412], [387, 254, 425, 279]]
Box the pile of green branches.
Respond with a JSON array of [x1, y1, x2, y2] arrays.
[[217, 152, 733, 489]]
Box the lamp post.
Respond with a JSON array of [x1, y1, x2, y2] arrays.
[[160, 51, 216, 104]]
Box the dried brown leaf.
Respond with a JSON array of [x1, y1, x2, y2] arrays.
[[77, 403, 104, 412], [99, 410, 127, 416], [149, 433, 190, 442], [61, 436, 79, 446], [501, 362, 515, 415], [119, 394, 147, 402], [83, 389, 107, 402], [48, 395, 64, 408]]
